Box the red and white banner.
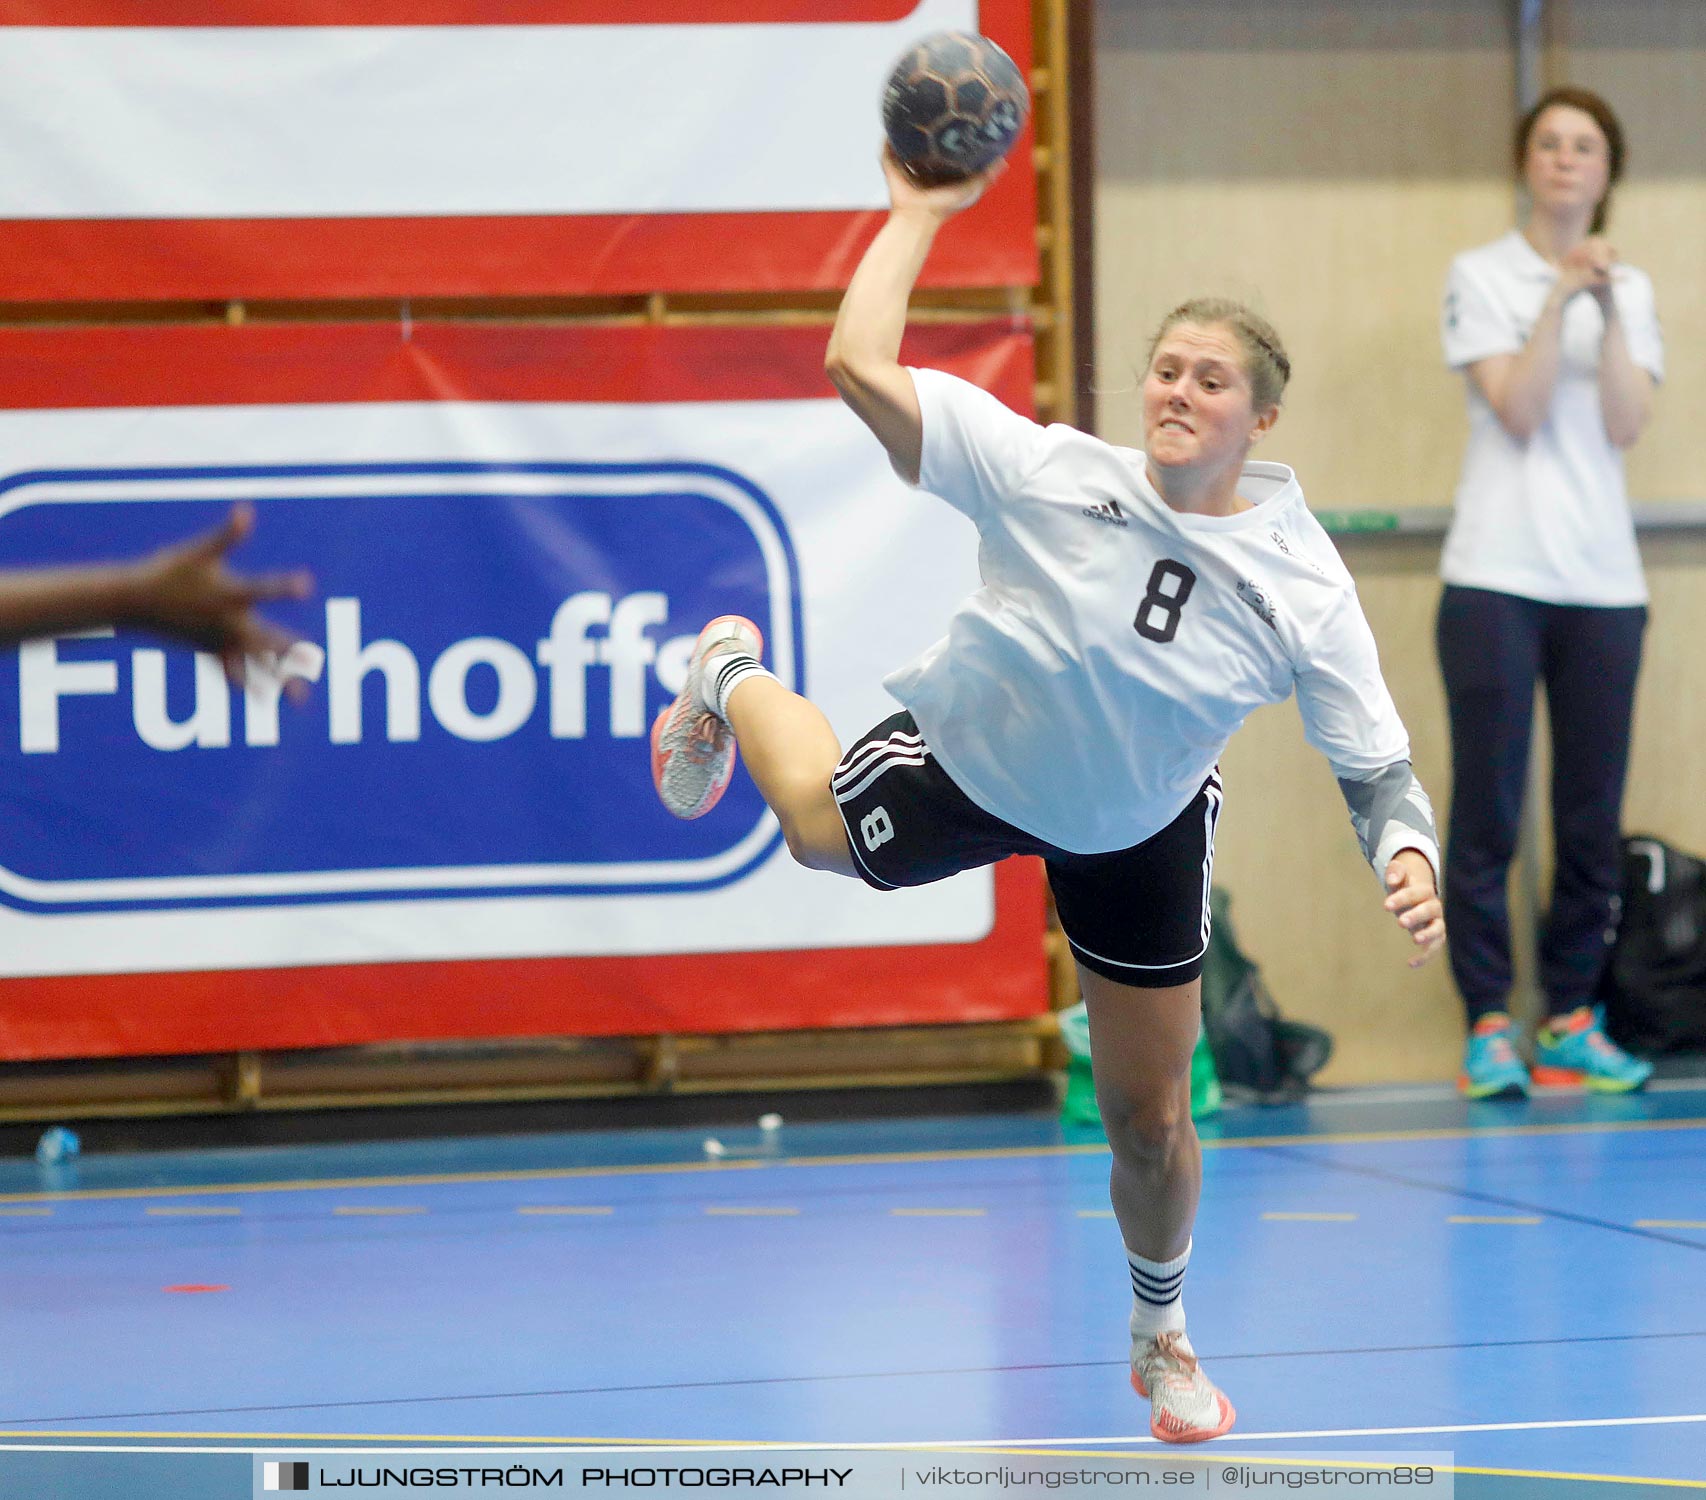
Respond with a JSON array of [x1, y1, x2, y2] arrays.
[[0, 320, 1047, 1060], [0, 0, 1036, 300]]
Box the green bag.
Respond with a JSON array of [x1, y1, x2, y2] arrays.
[[1056, 998, 1222, 1129]]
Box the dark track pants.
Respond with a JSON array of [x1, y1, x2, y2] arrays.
[[1436, 585, 1646, 1023]]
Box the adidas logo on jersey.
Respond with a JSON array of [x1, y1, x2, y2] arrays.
[[1081, 499, 1129, 528]]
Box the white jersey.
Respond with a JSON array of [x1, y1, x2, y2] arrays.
[[883, 368, 1413, 856], [1441, 230, 1664, 607]]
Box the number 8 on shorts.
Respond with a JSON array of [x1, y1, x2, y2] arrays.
[[860, 806, 895, 852]]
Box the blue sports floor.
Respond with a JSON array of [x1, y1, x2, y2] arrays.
[[0, 1084, 1702, 1496]]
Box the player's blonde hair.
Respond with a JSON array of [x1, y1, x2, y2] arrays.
[[1146, 299, 1291, 413]]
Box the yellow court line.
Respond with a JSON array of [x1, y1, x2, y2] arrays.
[[145, 1206, 242, 1217], [890, 1208, 986, 1217], [0, 1115, 1698, 1206], [0, 1429, 1700, 1483], [1637, 1220, 1706, 1230], [1449, 1215, 1543, 1225], [1261, 1212, 1357, 1222], [962, 1453, 1412, 1481], [0, 1434, 1700, 1483], [703, 1207, 800, 1217], [1444, 1467, 1706, 1488], [940, 1450, 1706, 1488], [516, 1206, 614, 1216], [332, 1207, 426, 1217]]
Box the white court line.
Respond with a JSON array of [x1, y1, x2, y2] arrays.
[[0, 1444, 815, 1454], [4, 1413, 1706, 1452], [937, 1412, 1706, 1447]]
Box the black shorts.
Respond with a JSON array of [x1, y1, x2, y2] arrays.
[[831, 711, 1222, 987]]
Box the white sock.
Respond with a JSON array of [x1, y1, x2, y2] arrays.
[[1127, 1238, 1190, 1342], [701, 650, 777, 723]]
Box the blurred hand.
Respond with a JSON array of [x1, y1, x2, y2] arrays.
[[126, 503, 314, 687], [881, 144, 1007, 220], [1558, 236, 1617, 305], [1383, 849, 1445, 970]]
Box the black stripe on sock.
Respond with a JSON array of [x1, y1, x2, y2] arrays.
[[1131, 1286, 1182, 1307], [1129, 1266, 1186, 1293], [712, 653, 759, 693]]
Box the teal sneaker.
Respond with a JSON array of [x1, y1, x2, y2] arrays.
[[1532, 1006, 1654, 1093], [1458, 1013, 1530, 1100]]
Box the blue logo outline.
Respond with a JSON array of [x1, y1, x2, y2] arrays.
[[0, 460, 801, 912]]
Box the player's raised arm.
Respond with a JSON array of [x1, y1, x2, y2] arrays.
[[824, 149, 1002, 484]]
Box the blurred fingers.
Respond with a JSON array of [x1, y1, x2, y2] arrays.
[[1384, 880, 1431, 912], [189, 502, 255, 563], [239, 569, 314, 605], [1396, 896, 1443, 932], [219, 644, 246, 687], [1408, 917, 1447, 968]]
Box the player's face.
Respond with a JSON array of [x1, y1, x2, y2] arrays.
[[1523, 105, 1611, 222], [1142, 323, 1274, 473]]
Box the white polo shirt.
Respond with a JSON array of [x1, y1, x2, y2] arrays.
[[883, 368, 1412, 855], [1441, 229, 1663, 607]]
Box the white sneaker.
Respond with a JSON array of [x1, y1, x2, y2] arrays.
[[649, 615, 765, 820], [1130, 1330, 1236, 1443]]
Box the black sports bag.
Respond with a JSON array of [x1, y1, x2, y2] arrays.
[[1597, 835, 1706, 1053]]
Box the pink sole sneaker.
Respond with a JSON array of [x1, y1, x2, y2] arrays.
[[1130, 1355, 1236, 1443], [648, 615, 764, 821]]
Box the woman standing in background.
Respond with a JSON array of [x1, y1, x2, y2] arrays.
[[1440, 87, 1661, 1098]]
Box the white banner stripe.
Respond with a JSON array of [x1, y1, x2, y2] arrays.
[[0, 1, 976, 219]]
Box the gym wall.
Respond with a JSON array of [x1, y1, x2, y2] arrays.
[[1093, 0, 1706, 1083]]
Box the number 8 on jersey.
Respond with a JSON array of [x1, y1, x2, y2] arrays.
[[1134, 559, 1198, 644]]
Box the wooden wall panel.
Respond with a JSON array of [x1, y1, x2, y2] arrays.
[[1094, 0, 1705, 1084], [1095, 0, 1512, 508], [1549, 5, 1706, 868], [1551, 0, 1706, 506]]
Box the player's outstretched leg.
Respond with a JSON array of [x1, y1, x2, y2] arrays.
[[651, 615, 767, 820], [1082, 965, 1235, 1443], [649, 615, 856, 877]]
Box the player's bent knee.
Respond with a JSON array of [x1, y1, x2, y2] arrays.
[[779, 818, 827, 869], [1103, 1089, 1193, 1163], [777, 803, 858, 877]]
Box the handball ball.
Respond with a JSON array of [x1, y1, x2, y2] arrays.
[[882, 31, 1030, 185]]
